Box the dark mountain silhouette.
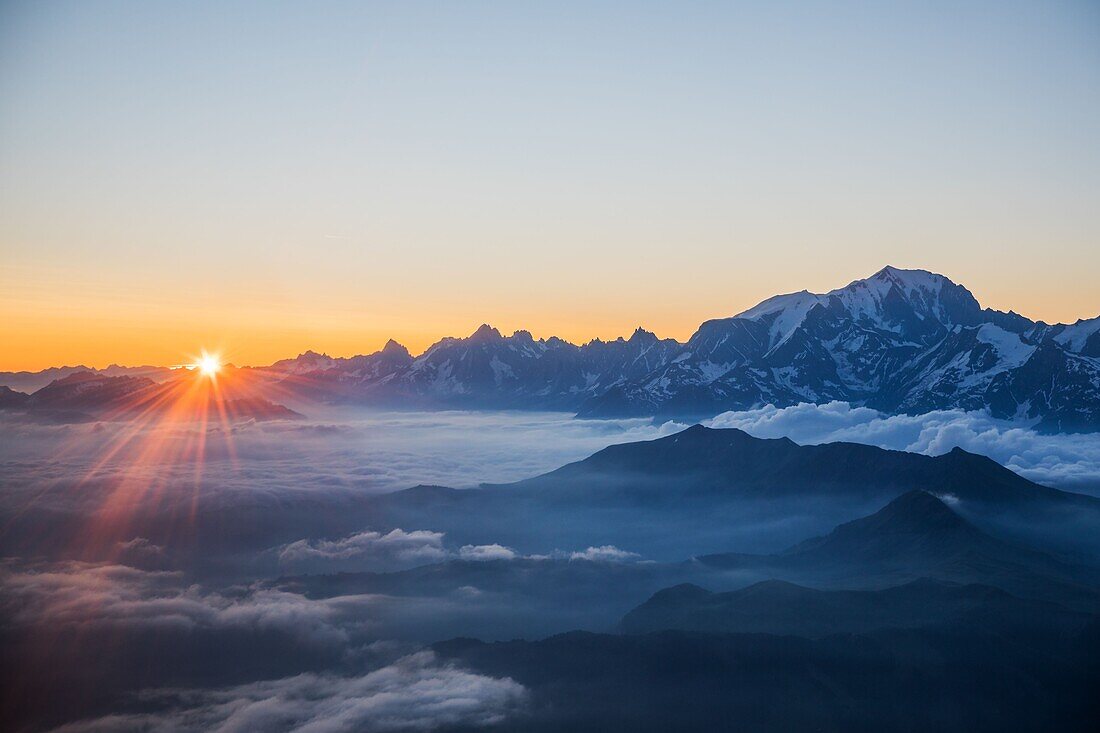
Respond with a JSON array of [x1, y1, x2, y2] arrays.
[[268, 323, 683, 410], [619, 577, 1091, 637], [0, 364, 175, 393], [361, 427, 1100, 565], [0, 385, 30, 409], [435, 622, 1100, 733], [780, 488, 1007, 559], [0, 370, 301, 423], [513, 425, 1078, 504], [700, 490, 1100, 609]]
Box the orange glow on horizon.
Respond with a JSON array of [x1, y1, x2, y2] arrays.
[[1, 265, 1097, 373], [27, 363, 320, 560]]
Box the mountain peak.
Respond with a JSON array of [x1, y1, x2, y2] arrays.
[[49, 370, 100, 386], [826, 490, 971, 540], [469, 324, 503, 343], [781, 489, 983, 560], [876, 489, 963, 522], [870, 264, 943, 282], [381, 339, 411, 358], [846, 265, 956, 301]]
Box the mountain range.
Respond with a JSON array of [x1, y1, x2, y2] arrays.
[[277, 491, 1099, 643], [618, 577, 1090, 637], [696, 490, 1100, 610], [423, 487, 1100, 732], [434, 623, 1100, 732], [0, 369, 300, 423], [359, 426, 1100, 566], [2, 266, 1098, 430]]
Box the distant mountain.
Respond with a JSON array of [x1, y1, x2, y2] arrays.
[[0, 386, 31, 409], [261, 266, 1100, 431], [507, 426, 1078, 505], [0, 370, 301, 423], [780, 488, 1020, 560], [435, 624, 1100, 733], [363, 427, 1100, 564], [265, 326, 682, 410], [619, 577, 1090, 637], [577, 266, 1099, 430], [700, 490, 1100, 609], [5, 267, 1097, 430], [0, 364, 175, 393]]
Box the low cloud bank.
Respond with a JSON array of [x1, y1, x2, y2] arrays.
[[0, 409, 683, 494], [0, 409, 683, 564], [707, 402, 1100, 492], [0, 560, 374, 647], [277, 529, 643, 573], [3, 560, 528, 732], [279, 529, 448, 571], [459, 543, 518, 561], [47, 651, 527, 733], [569, 545, 641, 562]]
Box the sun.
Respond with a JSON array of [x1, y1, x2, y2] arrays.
[[196, 353, 221, 377]]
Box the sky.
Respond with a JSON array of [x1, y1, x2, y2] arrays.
[[1, 0, 1098, 371]]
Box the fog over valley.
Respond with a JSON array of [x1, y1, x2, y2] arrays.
[[3, 399, 1100, 730]]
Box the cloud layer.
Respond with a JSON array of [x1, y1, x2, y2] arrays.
[[276, 527, 644, 573], [0, 560, 371, 647], [279, 529, 448, 572], [0, 409, 684, 566], [3, 558, 528, 733], [707, 402, 1100, 493], [47, 651, 527, 733]]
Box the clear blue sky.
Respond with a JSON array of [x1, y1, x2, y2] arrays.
[[1, 1, 1098, 369]]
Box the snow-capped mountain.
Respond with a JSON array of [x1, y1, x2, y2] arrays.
[[262, 266, 1097, 430], [578, 267, 1099, 430], [271, 325, 682, 410], [7, 267, 1095, 431]]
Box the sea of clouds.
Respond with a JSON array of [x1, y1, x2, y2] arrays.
[[2, 403, 1097, 730], [0, 408, 683, 496], [4, 404, 1095, 504]]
